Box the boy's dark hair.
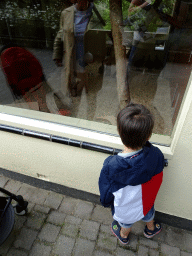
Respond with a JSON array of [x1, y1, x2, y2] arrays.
[[117, 103, 154, 150]]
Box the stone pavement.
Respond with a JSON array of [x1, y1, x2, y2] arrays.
[[0, 176, 192, 256]]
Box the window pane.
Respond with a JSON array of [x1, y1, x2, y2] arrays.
[[0, 0, 191, 141]]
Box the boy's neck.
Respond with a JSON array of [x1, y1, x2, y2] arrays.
[[122, 146, 142, 154]]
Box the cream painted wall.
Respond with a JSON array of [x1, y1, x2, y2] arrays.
[[155, 98, 192, 221], [153, 72, 192, 221], [0, 131, 107, 194]]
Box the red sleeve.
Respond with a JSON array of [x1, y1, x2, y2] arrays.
[[141, 171, 163, 216]]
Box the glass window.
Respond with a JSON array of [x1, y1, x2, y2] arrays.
[[0, 0, 191, 144]]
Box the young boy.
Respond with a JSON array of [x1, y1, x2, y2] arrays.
[[99, 103, 164, 244]]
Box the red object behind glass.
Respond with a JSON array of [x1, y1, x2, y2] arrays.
[[0, 46, 44, 97]]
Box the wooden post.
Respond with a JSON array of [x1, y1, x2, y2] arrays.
[[109, 0, 130, 109]]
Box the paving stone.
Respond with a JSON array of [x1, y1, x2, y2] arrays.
[[17, 183, 37, 201], [131, 221, 145, 236], [29, 242, 52, 256], [61, 222, 79, 238], [119, 233, 138, 251], [7, 249, 28, 256], [161, 244, 180, 256], [181, 252, 192, 256], [91, 205, 113, 225], [74, 200, 94, 219], [129, 233, 138, 251], [116, 248, 137, 256], [94, 250, 114, 256], [73, 238, 95, 256], [139, 237, 158, 249], [17, 185, 48, 205], [47, 211, 66, 225], [97, 232, 117, 251], [149, 248, 159, 256], [100, 224, 111, 235], [58, 196, 79, 215], [14, 215, 27, 230], [34, 204, 50, 214], [30, 188, 49, 205], [183, 233, 192, 252], [44, 191, 63, 209], [27, 202, 35, 213], [138, 245, 149, 256], [14, 227, 38, 250], [152, 223, 167, 243], [38, 223, 61, 242], [0, 231, 17, 255], [0, 175, 9, 188], [1, 178, 191, 256], [79, 219, 100, 240], [65, 215, 82, 225], [53, 235, 75, 256], [26, 211, 46, 230], [4, 180, 22, 194], [165, 226, 185, 248]]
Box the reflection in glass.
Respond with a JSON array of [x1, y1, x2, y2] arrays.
[[0, 0, 191, 137]]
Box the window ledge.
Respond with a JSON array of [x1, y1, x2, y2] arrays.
[[0, 109, 173, 159]]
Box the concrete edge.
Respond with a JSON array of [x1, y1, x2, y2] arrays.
[[0, 167, 192, 232]]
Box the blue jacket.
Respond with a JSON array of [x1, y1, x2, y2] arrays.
[[99, 141, 164, 224]]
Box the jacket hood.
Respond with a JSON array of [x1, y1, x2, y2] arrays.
[[105, 142, 164, 186]]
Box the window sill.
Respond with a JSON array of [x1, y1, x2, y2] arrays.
[[0, 105, 172, 159]]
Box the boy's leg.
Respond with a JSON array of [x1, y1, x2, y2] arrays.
[[146, 219, 155, 231], [111, 220, 131, 244], [121, 219, 155, 238], [143, 207, 162, 238], [144, 219, 161, 238], [120, 227, 131, 238], [120, 219, 155, 238]]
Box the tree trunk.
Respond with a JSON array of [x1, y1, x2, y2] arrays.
[[109, 0, 130, 109]]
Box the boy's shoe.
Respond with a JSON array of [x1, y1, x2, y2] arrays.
[[111, 220, 129, 245], [143, 221, 162, 238]]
